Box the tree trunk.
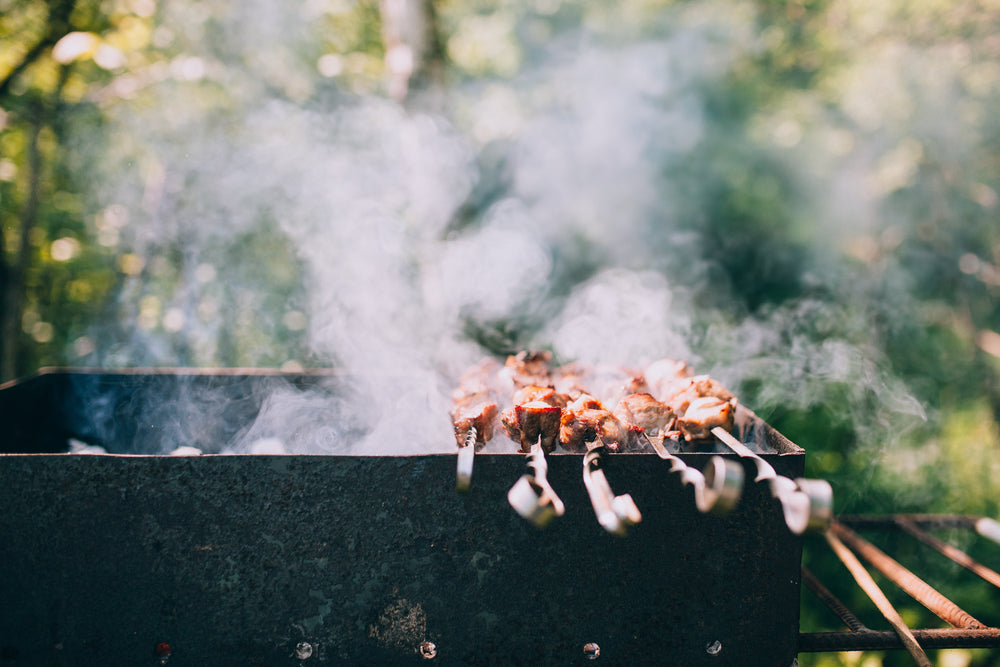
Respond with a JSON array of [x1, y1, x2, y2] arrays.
[[0, 111, 42, 381], [380, 0, 446, 104]]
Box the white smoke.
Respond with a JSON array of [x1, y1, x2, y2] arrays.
[[73, 0, 933, 465]]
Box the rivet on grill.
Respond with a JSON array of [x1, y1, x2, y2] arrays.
[[583, 642, 600, 660], [154, 641, 172, 663], [295, 641, 313, 660], [419, 641, 437, 659], [705, 640, 722, 656]]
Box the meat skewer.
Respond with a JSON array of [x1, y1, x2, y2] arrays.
[[456, 427, 478, 493], [582, 440, 642, 536], [451, 359, 500, 493], [503, 394, 567, 526], [451, 400, 498, 492], [712, 426, 832, 534], [455, 352, 797, 523], [498, 350, 555, 392], [507, 437, 566, 528], [640, 430, 744, 514], [608, 388, 742, 513]]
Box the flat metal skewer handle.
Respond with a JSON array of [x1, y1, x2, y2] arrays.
[[508, 439, 565, 528], [583, 443, 641, 536], [644, 433, 743, 514], [456, 426, 478, 493], [711, 426, 833, 534]]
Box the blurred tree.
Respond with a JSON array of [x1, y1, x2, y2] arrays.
[[380, 0, 446, 102]]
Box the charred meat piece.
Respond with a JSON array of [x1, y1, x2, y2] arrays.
[[559, 407, 630, 453], [450, 357, 502, 447], [676, 396, 735, 441], [613, 392, 676, 435], [567, 393, 605, 411], [643, 358, 692, 402], [502, 400, 562, 453], [552, 363, 589, 400], [554, 362, 638, 406], [451, 397, 499, 447], [662, 375, 735, 415], [511, 385, 569, 408], [499, 350, 554, 390], [622, 374, 650, 395]]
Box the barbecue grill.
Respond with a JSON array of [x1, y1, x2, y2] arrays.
[[1, 368, 997, 665]]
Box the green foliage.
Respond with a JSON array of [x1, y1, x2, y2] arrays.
[[2, 1, 1000, 662]]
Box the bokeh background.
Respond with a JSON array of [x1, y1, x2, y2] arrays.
[[2, 0, 999, 663]]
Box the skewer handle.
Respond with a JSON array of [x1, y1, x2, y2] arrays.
[[455, 426, 477, 493], [711, 427, 833, 534], [642, 433, 742, 515], [508, 441, 565, 527], [711, 426, 776, 481], [583, 446, 641, 535]]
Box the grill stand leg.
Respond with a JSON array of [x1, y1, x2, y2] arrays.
[[824, 528, 932, 667]]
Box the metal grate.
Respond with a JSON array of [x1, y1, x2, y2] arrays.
[[799, 515, 1000, 662]]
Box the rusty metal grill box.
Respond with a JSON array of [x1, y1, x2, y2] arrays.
[[0, 369, 805, 665]]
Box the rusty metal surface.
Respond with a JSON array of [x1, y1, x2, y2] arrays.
[[801, 567, 867, 632], [830, 521, 984, 630], [801, 516, 1000, 656], [799, 628, 1000, 652], [894, 518, 1000, 591], [0, 371, 806, 665]]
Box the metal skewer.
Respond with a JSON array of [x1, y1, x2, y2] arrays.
[[711, 426, 833, 534], [583, 440, 641, 536], [643, 432, 743, 514], [456, 426, 478, 493], [508, 437, 565, 528]]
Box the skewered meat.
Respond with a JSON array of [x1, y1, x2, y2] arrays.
[[559, 406, 631, 453], [451, 397, 499, 446], [451, 358, 501, 447], [567, 393, 604, 411], [553, 362, 640, 406], [622, 374, 650, 395], [511, 385, 568, 408], [456, 352, 739, 450], [613, 393, 676, 435], [676, 396, 735, 441], [661, 375, 735, 415], [643, 358, 692, 401], [502, 400, 562, 453], [552, 363, 589, 400], [499, 350, 553, 390]]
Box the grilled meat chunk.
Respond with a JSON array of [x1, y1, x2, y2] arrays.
[[552, 363, 589, 400], [613, 392, 676, 435], [643, 358, 692, 400], [567, 393, 605, 412], [676, 396, 735, 441], [559, 407, 630, 453], [662, 375, 735, 415], [511, 385, 568, 408], [622, 374, 650, 395], [451, 397, 499, 447], [501, 400, 562, 453], [451, 357, 503, 447], [499, 350, 553, 390]]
